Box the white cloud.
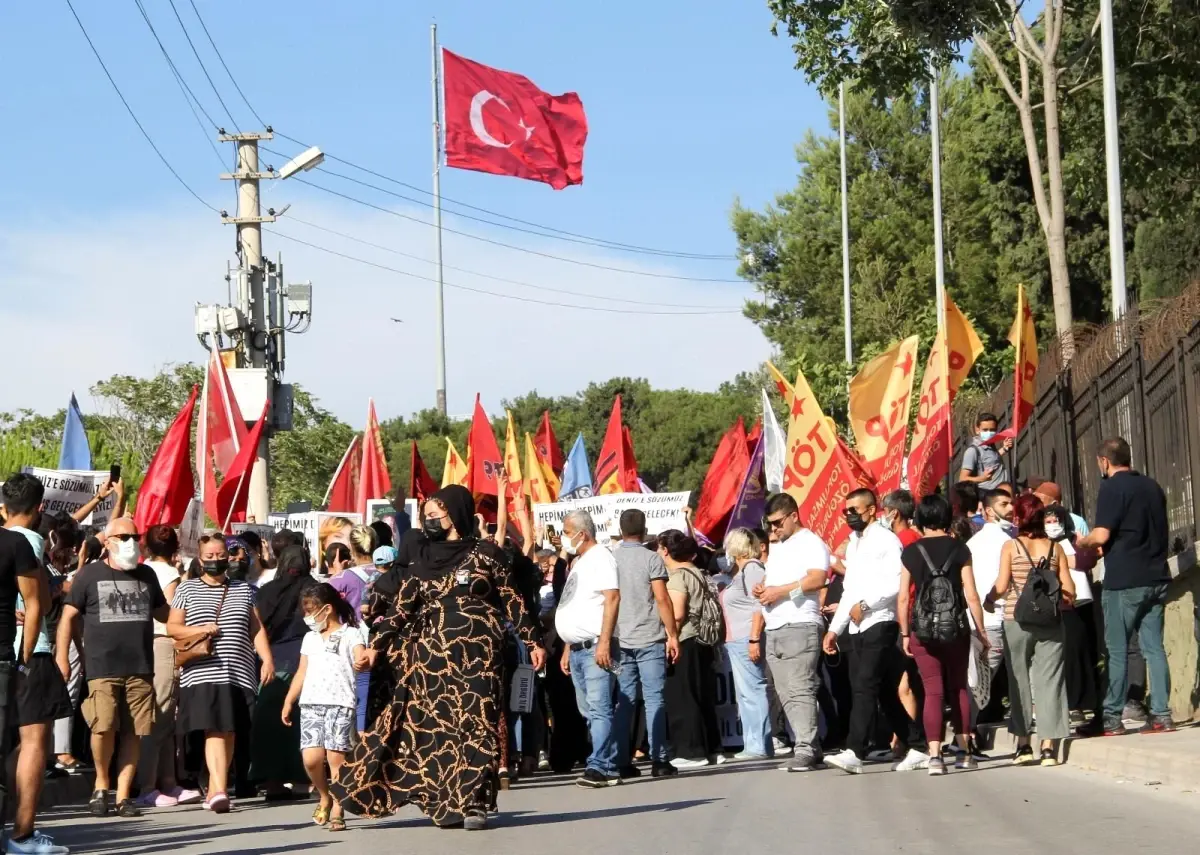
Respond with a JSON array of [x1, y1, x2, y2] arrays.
[[0, 199, 772, 427]]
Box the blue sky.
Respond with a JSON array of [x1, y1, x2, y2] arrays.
[[1, 1, 832, 425]]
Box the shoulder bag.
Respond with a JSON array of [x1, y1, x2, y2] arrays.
[[173, 582, 229, 667]]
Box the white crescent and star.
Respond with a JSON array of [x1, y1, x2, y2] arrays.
[[468, 90, 535, 148]]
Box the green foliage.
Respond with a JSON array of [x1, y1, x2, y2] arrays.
[[269, 387, 357, 511]]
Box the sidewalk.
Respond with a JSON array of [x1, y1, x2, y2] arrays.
[[1064, 725, 1200, 790]]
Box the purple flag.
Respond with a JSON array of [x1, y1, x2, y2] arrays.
[[726, 434, 766, 534]]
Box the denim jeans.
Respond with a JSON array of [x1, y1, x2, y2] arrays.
[[570, 646, 618, 775], [614, 643, 669, 764], [726, 640, 772, 757], [1102, 584, 1171, 718]]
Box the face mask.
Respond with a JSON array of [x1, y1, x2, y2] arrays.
[[423, 517, 450, 542], [880, 512, 897, 532], [113, 538, 140, 570], [844, 510, 869, 534], [1045, 522, 1065, 540], [998, 520, 1017, 535], [303, 612, 328, 632], [979, 430, 996, 442], [202, 558, 229, 576], [562, 532, 579, 556], [226, 558, 249, 580]]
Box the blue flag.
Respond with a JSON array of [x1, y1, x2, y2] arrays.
[[559, 433, 593, 500], [726, 434, 766, 534], [59, 393, 92, 471]]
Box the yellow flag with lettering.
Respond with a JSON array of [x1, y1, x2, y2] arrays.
[[1008, 283, 1038, 435], [441, 437, 469, 488], [783, 368, 855, 549], [848, 335, 920, 494], [524, 432, 559, 504], [503, 410, 524, 497]]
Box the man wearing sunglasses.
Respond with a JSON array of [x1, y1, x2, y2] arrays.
[[753, 493, 829, 772], [57, 517, 170, 820]]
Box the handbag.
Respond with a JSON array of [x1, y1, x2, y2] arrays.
[[173, 583, 228, 667]]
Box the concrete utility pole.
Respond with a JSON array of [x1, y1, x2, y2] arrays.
[[838, 80, 853, 367], [1100, 0, 1127, 320], [220, 130, 275, 522], [431, 23, 448, 416]]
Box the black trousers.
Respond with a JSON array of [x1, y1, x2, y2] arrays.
[[845, 621, 920, 760], [664, 638, 721, 760]]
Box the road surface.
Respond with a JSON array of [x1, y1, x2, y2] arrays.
[[42, 756, 1200, 854]]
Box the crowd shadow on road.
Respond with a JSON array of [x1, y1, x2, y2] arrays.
[[46, 815, 332, 855]]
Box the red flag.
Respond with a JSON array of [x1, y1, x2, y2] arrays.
[[357, 399, 393, 519], [408, 441, 439, 504], [594, 396, 638, 494], [693, 417, 752, 543], [746, 418, 763, 451], [535, 410, 565, 475], [442, 48, 588, 190], [215, 404, 269, 532], [324, 434, 362, 514], [836, 433, 878, 492], [468, 395, 505, 496], [198, 350, 248, 524], [134, 385, 198, 531]]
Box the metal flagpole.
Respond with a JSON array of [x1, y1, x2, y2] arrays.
[[431, 23, 448, 416], [1100, 0, 1127, 321], [839, 80, 853, 366], [930, 62, 946, 330]]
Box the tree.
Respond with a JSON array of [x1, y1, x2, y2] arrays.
[[767, 1, 1078, 346], [269, 387, 357, 510]]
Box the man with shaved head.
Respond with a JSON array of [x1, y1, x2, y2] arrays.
[[56, 516, 170, 820]]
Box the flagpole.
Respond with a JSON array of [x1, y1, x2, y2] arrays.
[[929, 61, 946, 330], [431, 23, 448, 416], [838, 80, 853, 366], [1100, 0, 1127, 321]]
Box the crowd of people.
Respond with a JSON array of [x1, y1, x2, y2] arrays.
[[0, 425, 1177, 851]]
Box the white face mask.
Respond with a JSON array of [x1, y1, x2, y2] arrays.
[[112, 538, 140, 570], [562, 531, 579, 556], [303, 613, 328, 632], [1045, 522, 1066, 540]]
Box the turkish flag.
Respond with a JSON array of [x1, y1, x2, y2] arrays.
[[325, 434, 362, 514], [134, 385, 198, 532], [442, 48, 588, 190]]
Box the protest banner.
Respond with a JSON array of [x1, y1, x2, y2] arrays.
[[179, 497, 203, 557], [21, 466, 117, 526], [231, 522, 275, 544], [532, 491, 690, 546], [713, 644, 743, 750], [267, 511, 362, 559]]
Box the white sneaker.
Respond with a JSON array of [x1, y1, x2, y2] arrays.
[[5, 830, 70, 854], [772, 738, 793, 756], [671, 757, 710, 770], [956, 754, 979, 771], [732, 751, 769, 761], [712, 754, 728, 766], [892, 749, 931, 772], [825, 749, 863, 775]]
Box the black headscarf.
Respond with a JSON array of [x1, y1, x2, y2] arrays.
[[256, 545, 312, 644], [410, 485, 477, 579]]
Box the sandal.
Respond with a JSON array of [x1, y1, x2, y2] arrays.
[[328, 816, 347, 832], [312, 801, 331, 826]]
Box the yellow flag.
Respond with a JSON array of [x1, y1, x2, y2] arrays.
[[1007, 283, 1038, 434], [503, 410, 524, 496], [441, 437, 469, 488], [524, 432, 558, 504], [767, 360, 796, 402], [848, 335, 920, 492], [783, 368, 855, 549], [947, 295, 985, 395]]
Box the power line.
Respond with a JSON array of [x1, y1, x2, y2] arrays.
[[132, 0, 224, 167], [64, 0, 218, 212], [285, 175, 744, 284], [186, 0, 266, 127], [165, 0, 238, 130], [266, 229, 745, 316], [283, 214, 742, 309], [273, 130, 736, 261]]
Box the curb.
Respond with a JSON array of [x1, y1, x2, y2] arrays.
[[1063, 727, 1200, 789]]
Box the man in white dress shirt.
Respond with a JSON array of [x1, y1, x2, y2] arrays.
[[822, 489, 928, 775], [966, 489, 1014, 729]]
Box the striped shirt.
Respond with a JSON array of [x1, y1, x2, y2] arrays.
[[172, 578, 259, 692]]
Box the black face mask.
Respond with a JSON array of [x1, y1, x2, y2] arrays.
[[202, 559, 229, 576], [423, 517, 450, 542], [226, 558, 249, 580], [844, 511, 869, 533]]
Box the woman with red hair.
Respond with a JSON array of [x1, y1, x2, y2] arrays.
[[984, 494, 1075, 767]]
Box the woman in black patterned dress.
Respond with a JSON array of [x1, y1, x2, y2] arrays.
[[332, 485, 545, 830]]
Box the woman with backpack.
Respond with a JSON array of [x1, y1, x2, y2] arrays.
[[984, 493, 1074, 766], [897, 495, 991, 776], [659, 530, 724, 769]]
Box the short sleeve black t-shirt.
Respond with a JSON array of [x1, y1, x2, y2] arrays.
[[901, 536, 972, 600], [1094, 470, 1170, 590], [0, 529, 39, 663], [66, 561, 167, 679]]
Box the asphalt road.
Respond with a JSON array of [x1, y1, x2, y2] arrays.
[[43, 756, 1200, 855]]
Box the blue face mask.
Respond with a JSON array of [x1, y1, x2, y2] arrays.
[[979, 430, 996, 442]]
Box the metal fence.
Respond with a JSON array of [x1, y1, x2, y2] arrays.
[[952, 302, 1200, 558]]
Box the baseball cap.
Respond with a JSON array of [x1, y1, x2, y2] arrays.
[[1034, 481, 1062, 502], [373, 545, 398, 567]]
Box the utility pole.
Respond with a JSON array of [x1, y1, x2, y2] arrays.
[[220, 130, 275, 522], [838, 80, 853, 366], [1100, 0, 1127, 320], [431, 23, 448, 416], [929, 63, 946, 328]]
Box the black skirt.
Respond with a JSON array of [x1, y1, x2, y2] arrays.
[[178, 683, 255, 735]]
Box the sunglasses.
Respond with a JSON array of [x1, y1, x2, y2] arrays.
[[766, 516, 789, 529], [109, 533, 140, 542]]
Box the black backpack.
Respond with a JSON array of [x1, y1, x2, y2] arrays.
[[1012, 540, 1062, 628], [912, 543, 969, 644]]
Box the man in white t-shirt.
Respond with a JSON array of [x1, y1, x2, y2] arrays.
[[555, 510, 621, 789], [966, 489, 1013, 728], [755, 493, 828, 772]]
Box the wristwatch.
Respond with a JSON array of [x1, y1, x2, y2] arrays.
[[748, 638, 761, 644]]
